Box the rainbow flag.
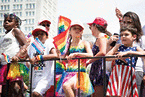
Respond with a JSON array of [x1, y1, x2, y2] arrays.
[[1, 53, 11, 63], [31, 37, 45, 54], [56, 61, 66, 74], [58, 15, 71, 34], [53, 16, 71, 55], [27, 31, 32, 38]]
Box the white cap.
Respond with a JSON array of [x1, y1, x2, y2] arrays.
[[38, 18, 51, 25], [32, 26, 48, 36], [70, 20, 84, 30]]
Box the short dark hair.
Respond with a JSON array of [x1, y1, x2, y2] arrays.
[[120, 25, 139, 42], [4, 13, 22, 28]]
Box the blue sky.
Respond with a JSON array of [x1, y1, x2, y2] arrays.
[[57, 0, 145, 34]]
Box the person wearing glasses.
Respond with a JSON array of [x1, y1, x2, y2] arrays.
[[38, 19, 51, 32]]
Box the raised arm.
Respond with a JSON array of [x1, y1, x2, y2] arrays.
[[13, 28, 27, 46], [115, 7, 123, 28], [106, 44, 121, 61]]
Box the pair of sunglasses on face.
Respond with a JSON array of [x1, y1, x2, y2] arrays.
[[35, 32, 46, 36], [41, 24, 50, 27]]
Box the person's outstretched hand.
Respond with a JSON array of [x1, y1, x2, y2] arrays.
[[115, 7, 123, 20]]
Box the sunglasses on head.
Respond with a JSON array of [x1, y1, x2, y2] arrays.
[[4, 13, 22, 26], [4, 13, 16, 19], [41, 24, 50, 27]]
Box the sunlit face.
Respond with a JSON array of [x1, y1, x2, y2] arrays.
[[34, 31, 48, 43], [3, 16, 17, 32], [120, 30, 136, 46], [70, 25, 83, 38], [122, 17, 134, 27], [89, 23, 97, 36], [39, 21, 50, 32]]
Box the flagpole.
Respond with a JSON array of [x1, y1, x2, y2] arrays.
[[30, 64, 33, 97], [54, 60, 56, 97]]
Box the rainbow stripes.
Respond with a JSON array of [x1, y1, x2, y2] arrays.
[[53, 16, 71, 55], [34, 66, 43, 70], [58, 15, 71, 34], [104, 34, 110, 39], [1, 53, 10, 63], [27, 31, 32, 38], [35, 55, 43, 61], [31, 37, 45, 54], [56, 61, 66, 74]]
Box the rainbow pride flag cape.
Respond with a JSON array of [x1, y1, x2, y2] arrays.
[[1, 53, 11, 63], [31, 37, 45, 54], [53, 16, 71, 55]]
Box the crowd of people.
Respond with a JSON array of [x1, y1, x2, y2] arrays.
[[0, 8, 145, 97]]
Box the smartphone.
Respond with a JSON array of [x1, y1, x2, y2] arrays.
[[110, 33, 119, 47]]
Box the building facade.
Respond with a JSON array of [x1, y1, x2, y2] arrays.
[[0, 0, 58, 38]]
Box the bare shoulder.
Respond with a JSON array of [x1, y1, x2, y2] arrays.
[[13, 28, 23, 35], [81, 40, 89, 44], [81, 40, 90, 47]]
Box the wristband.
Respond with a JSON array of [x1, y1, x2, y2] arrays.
[[35, 55, 43, 61], [16, 55, 26, 60], [119, 18, 122, 22]]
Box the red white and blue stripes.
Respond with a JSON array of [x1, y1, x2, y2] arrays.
[[106, 65, 138, 97]]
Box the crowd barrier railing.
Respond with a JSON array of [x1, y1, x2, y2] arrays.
[[4, 54, 145, 97]]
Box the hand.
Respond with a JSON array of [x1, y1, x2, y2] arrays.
[[67, 53, 77, 60], [116, 52, 128, 57], [56, 48, 61, 57], [108, 35, 119, 44], [115, 52, 129, 64], [12, 55, 19, 62], [115, 7, 123, 20], [143, 75, 145, 85], [16, 44, 28, 60], [86, 59, 95, 66], [30, 57, 37, 64]]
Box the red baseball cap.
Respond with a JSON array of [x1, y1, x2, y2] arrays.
[[38, 18, 51, 25], [32, 26, 48, 36], [87, 17, 108, 29]]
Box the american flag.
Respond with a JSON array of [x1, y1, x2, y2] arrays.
[[106, 65, 138, 97]]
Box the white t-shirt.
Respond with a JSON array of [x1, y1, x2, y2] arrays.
[[133, 35, 145, 72], [28, 38, 55, 94], [0, 29, 20, 65]]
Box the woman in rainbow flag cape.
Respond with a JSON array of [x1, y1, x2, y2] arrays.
[[56, 20, 94, 97]]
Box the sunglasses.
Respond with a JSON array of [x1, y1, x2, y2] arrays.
[[89, 23, 96, 29], [42, 24, 50, 27], [4, 13, 16, 19], [35, 32, 46, 36]]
